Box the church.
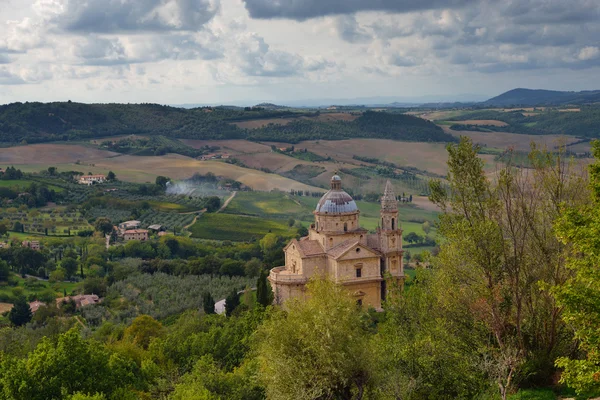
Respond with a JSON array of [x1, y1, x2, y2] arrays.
[[269, 175, 404, 309]]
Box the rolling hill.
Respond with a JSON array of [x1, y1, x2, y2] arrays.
[[483, 88, 600, 106]]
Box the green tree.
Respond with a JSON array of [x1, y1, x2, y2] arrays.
[[224, 289, 240, 317], [61, 257, 78, 280], [256, 278, 373, 399], [256, 270, 273, 308], [205, 196, 221, 213], [429, 137, 588, 395], [47, 166, 57, 175], [202, 292, 216, 315], [155, 175, 170, 188], [106, 171, 116, 181], [8, 296, 32, 327], [422, 220, 431, 234], [83, 277, 107, 297], [553, 140, 600, 397], [123, 315, 165, 350], [0, 259, 9, 282], [94, 217, 113, 236]]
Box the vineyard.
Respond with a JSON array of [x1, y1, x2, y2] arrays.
[[86, 206, 197, 229]]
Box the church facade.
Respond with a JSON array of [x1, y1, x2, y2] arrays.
[[268, 175, 404, 309]]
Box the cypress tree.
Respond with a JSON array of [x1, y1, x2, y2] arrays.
[[256, 270, 273, 307], [225, 288, 240, 316], [202, 292, 215, 314]]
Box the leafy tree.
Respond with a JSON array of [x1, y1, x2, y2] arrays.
[[404, 231, 423, 244], [61, 257, 78, 279], [47, 166, 56, 175], [244, 258, 262, 278], [83, 277, 107, 297], [205, 196, 221, 213], [202, 292, 216, 315], [8, 296, 32, 327], [225, 289, 240, 317], [429, 137, 588, 395], [0, 328, 141, 399], [256, 278, 373, 399], [219, 260, 245, 277], [155, 175, 170, 188], [553, 140, 600, 397], [94, 217, 113, 236], [422, 220, 431, 234], [123, 315, 165, 350], [106, 171, 116, 181]]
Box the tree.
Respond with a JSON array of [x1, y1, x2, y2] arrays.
[[0, 260, 9, 282], [429, 137, 589, 395], [553, 140, 600, 397], [205, 196, 221, 213], [287, 218, 295, 227], [47, 166, 57, 175], [106, 171, 116, 181], [202, 292, 216, 314], [61, 257, 78, 280], [94, 217, 113, 236], [83, 277, 107, 297], [155, 175, 170, 188], [256, 270, 273, 308], [123, 315, 164, 350], [404, 231, 423, 244], [422, 221, 431, 234], [8, 296, 32, 326], [225, 288, 240, 316], [256, 278, 373, 399]]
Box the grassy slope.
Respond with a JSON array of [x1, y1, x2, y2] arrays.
[[0, 273, 80, 302], [188, 213, 296, 241]]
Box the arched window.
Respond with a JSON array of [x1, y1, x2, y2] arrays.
[[391, 218, 395, 230], [344, 222, 348, 232]]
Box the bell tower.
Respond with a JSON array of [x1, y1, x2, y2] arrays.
[[378, 181, 404, 295]]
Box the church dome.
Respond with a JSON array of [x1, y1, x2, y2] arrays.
[[315, 175, 358, 214]]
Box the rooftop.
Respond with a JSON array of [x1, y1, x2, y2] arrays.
[[315, 175, 358, 214]]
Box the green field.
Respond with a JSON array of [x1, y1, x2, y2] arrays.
[[224, 191, 313, 221], [0, 179, 32, 188], [0, 273, 80, 303], [189, 213, 296, 241]]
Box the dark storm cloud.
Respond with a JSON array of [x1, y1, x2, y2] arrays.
[[242, 0, 477, 20], [54, 0, 219, 33]]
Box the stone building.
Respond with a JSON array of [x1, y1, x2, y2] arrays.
[[123, 229, 149, 241], [269, 175, 404, 309]]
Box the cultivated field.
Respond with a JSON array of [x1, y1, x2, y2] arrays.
[[450, 120, 509, 126], [189, 213, 295, 241], [273, 139, 452, 176], [232, 112, 359, 129], [180, 139, 271, 154], [0, 144, 118, 164], [443, 126, 583, 152]]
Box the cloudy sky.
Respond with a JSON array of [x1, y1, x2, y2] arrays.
[[0, 0, 599, 105]]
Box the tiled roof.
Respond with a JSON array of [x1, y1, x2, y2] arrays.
[[124, 229, 148, 234], [296, 239, 325, 257], [327, 240, 360, 258]]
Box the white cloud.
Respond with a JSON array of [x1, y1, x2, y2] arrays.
[[578, 46, 600, 61]]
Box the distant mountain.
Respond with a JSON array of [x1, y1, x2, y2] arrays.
[[483, 88, 600, 106]]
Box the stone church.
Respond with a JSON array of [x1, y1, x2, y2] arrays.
[[269, 175, 404, 309]]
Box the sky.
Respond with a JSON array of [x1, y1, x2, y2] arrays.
[[0, 0, 599, 105]]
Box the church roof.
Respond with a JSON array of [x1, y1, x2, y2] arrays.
[[297, 239, 325, 257], [381, 180, 398, 211], [328, 240, 379, 259], [315, 175, 358, 214], [285, 238, 325, 257]]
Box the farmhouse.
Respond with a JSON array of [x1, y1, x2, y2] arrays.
[[269, 176, 404, 310], [118, 220, 141, 233], [124, 229, 149, 241], [22, 240, 40, 250], [56, 294, 101, 309], [78, 174, 106, 185], [148, 224, 163, 232]]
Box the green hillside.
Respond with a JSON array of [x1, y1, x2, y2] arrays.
[[0, 102, 453, 145]]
